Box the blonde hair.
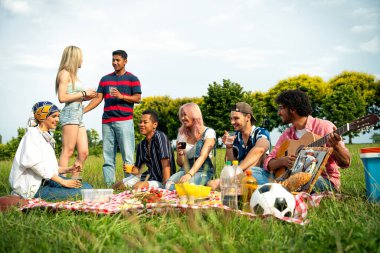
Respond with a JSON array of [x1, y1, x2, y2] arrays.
[[178, 103, 205, 140], [55, 46, 82, 93]]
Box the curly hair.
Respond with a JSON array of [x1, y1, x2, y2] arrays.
[[275, 89, 312, 117]]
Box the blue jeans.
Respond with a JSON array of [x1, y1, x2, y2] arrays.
[[250, 167, 272, 185], [102, 120, 135, 186], [165, 168, 214, 191], [312, 176, 335, 192], [34, 176, 92, 201], [60, 102, 84, 127]]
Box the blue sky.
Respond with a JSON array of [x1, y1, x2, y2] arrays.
[[0, 0, 379, 143]]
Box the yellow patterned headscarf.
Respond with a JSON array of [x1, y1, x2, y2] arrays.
[[32, 101, 60, 122]]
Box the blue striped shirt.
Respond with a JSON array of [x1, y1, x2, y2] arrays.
[[135, 131, 176, 182], [97, 71, 141, 124]]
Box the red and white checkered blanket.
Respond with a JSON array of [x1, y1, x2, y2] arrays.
[[20, 189, 325, 225]]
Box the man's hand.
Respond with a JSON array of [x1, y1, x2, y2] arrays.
[[327, 131, 342, 148], [222, 130, 235, 149], [280, 155, 297, 169]]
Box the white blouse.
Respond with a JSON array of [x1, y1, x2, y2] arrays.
[[9, 127, 59, 198], [177, 127, 216, 159]]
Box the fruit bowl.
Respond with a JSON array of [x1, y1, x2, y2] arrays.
[[175, 183, 211, 198]]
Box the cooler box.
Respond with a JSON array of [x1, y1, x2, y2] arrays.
[[360, 147, 380, 202]]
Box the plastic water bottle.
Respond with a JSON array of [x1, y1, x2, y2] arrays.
[[241, 170, 258, 212], [232, 160, 244, 209], [220, 161, 238, 209], [232, 160, 244, 192]]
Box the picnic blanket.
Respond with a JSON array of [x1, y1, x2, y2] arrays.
[[20, 189, 325, 225]]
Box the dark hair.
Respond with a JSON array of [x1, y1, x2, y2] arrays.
[[142, 109, 159, 123], [275, 89, 312, 117], [112, 50, 128, 59]]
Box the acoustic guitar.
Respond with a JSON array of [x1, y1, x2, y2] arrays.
[[274, 114, 380, 180]]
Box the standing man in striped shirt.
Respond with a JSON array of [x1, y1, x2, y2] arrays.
[[84, 50, 141, 186]]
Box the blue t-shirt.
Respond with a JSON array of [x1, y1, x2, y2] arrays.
[[232, 126, 270, 163]]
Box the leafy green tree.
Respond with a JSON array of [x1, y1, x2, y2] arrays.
[[52, 123, 62, 157], [244, 91, 270, 129], [133, 96, 202, 142], [371, 133, 380, 143], [327, 71, 378, 109], [86, 128, 102, 156], [0, 128, 26, 160], [321, 84, 366, 143], [87, 128, 100, 148], [201, 79, 247, 137], [265, 74, 328, 131], [326, 71, 379, 132]]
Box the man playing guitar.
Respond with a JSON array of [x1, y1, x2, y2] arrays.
[[265, 89, 351, 191]]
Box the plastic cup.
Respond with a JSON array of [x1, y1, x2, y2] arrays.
[[225, 132, 236, 145], [109, 86, 117, 97], [123, 163, 134, 174]]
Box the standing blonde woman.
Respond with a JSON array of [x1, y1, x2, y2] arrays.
[[56, 46, 97, 178], [165, 103, 216, 191]]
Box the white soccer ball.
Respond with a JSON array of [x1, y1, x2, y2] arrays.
[[250, 183, 296, 218]]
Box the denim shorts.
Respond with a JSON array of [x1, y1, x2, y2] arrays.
[[60, 102, 85, 127]]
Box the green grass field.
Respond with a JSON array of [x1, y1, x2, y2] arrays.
[[0, 144, 379, 253]]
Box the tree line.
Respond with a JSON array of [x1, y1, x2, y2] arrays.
[[0, 71, 379, 160]]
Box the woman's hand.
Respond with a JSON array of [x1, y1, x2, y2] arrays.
[[60, 179, 82, 188], [179, 173, 192, 183], [85, 88, 97, 98]]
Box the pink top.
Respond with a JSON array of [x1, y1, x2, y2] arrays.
[[264, 116, 350, 190]]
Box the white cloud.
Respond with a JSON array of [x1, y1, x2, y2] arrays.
[[206, 13, 234, 25], [310, 0, 345, 6], [360, 36, 379, 53], [192, 47, 286, 69], [334, 45, 356, 53], [351, 24, 375, 33], [17, 54, 57, 69], [0, 0, 30, 14], [128, 30, 197, 52], [281, 3, 298, 14], [352, 7, 378, 18]]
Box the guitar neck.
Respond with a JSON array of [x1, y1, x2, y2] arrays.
[[309, 124, 349, 147]]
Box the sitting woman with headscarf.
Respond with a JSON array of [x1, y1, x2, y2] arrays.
[[8, 101, 92, 201]]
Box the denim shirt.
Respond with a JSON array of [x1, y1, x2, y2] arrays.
[[186, 128, 215, 174]]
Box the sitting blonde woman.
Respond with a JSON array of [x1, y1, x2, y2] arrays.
[[9, 101, 92, 201], [165, 103, 216, 191]]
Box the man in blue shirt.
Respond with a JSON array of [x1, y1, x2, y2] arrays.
[[208, 102, 271, 190], [113, 110, 175, 190]]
